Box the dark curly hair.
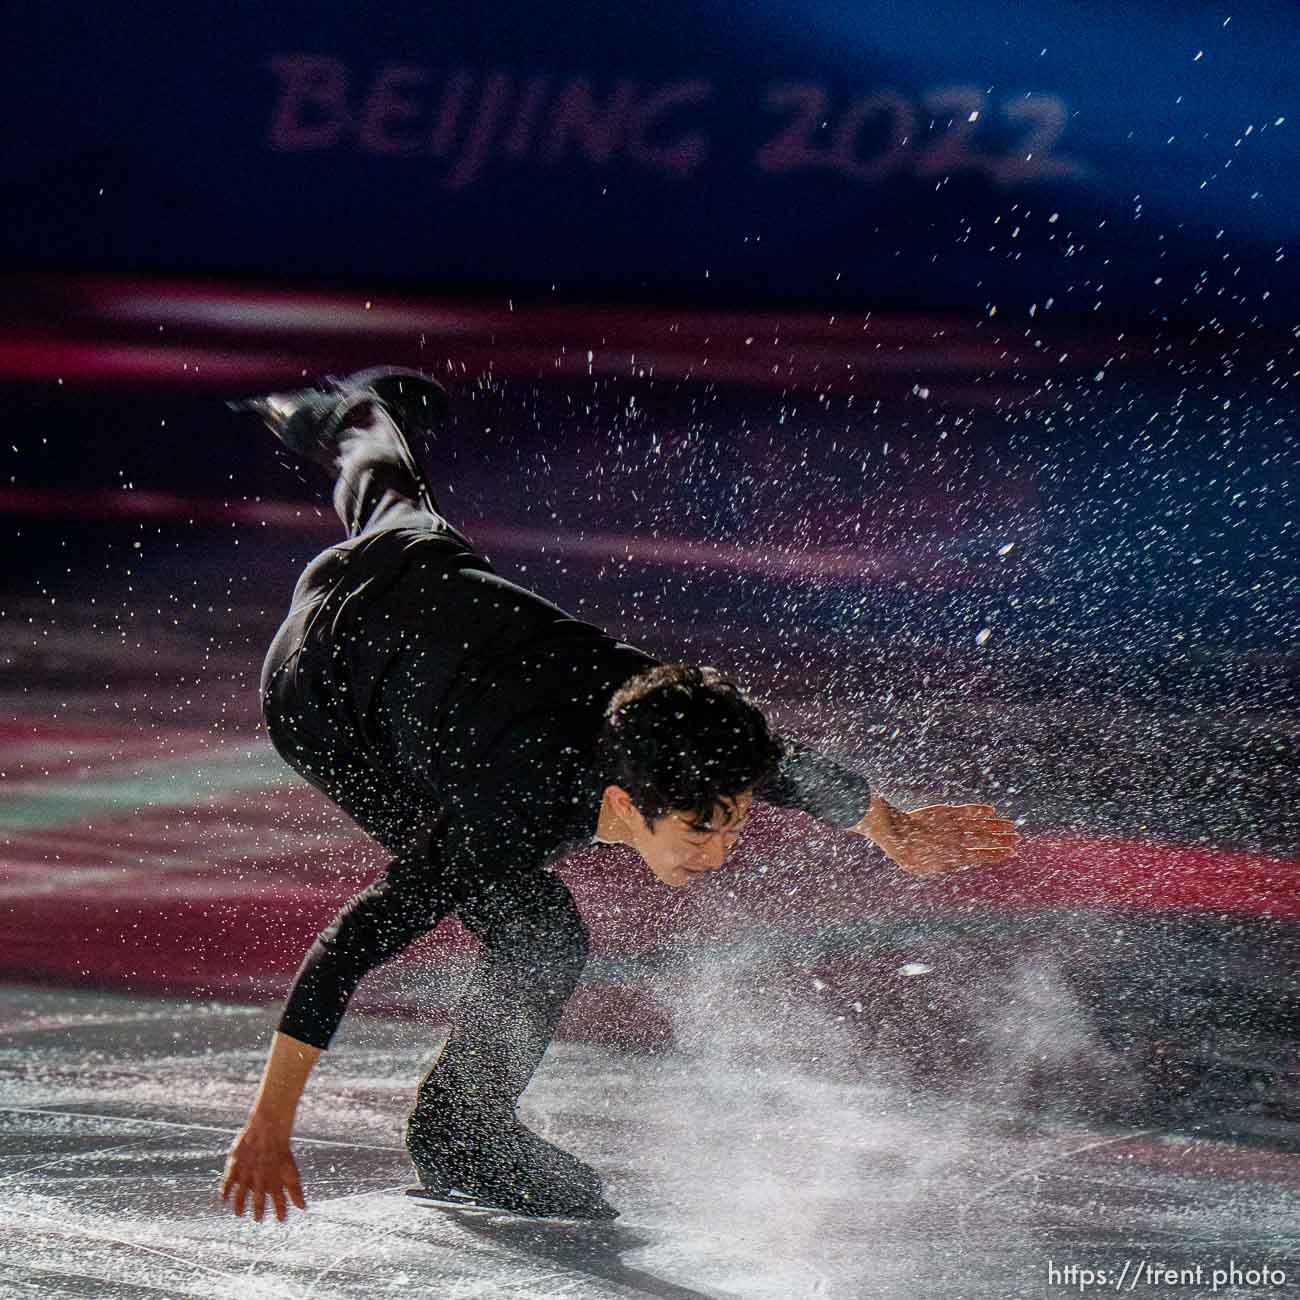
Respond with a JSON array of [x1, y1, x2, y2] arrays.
[[599, 664, 784, 828]]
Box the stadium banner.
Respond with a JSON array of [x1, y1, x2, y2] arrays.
[[4, 1, 1295, 324]]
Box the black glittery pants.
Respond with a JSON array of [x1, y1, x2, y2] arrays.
[[261, 400, 589, 1140]]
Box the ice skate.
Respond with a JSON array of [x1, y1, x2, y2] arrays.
[[230, 366, 447, 515], [407, 1118, 618, 1221], [326, 366, 448, 437]]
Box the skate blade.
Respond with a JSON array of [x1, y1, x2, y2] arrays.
[[404, 1185, 618, 1224]]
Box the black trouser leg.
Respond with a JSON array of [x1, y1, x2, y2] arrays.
[[408, 870, 590, 1139], [328, 398, 474, 547]]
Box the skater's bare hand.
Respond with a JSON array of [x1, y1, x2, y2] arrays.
[[851, 793, 1021, 877], [220, 1119, 307, 1223]]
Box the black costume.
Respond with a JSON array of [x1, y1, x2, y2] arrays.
[[258, 382, 871, 1207]]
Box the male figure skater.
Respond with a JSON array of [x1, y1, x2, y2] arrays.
[[219, 368, 1020, 1223]]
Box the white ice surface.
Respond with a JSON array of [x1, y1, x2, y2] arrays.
[[2, 986, 1298, 1300]]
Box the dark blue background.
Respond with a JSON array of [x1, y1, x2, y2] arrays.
[[5, 1, 1295, 325]]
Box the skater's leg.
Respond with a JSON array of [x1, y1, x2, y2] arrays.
[[406, 870, 613, 1215], [240, 369, 473, 545], [256, 383, 481, 771], [326, 396, 472, 544], [414, 870, 589, 1122]]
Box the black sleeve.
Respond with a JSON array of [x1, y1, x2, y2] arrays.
[[277, 848, 458, 1050], [756, 735, 872, 829], [276, 780, 568, 1050]]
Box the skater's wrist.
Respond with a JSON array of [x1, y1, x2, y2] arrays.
[[245, 1031, 321, 1136], [246, 1102, 298, 1139], [849, 793, 892, 845], [249, 1075, 307, 1131]]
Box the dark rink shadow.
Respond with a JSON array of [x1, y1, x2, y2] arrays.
[[415, 1204, 746, 1300]]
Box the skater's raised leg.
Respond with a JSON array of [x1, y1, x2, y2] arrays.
[[237, 367, 472, 544]]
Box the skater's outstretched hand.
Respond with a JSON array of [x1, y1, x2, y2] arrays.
[[221, 1031, 319, 1222], [220, 1119, 307, 1223], [851, 793, 1021, 877]]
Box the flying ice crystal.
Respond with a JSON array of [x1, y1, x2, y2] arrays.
[[996, 542, 1015, 557], [899, 962, 933, 977], [975, 628, 993, 646]]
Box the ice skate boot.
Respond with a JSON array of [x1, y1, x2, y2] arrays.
[[229, 367, 446, 514], [326, 366, 448, 438], [228, 384, 358, 470], [407, 1116, 618, 1220]]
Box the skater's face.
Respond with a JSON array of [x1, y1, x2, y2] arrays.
[[611, 789, 754, 888]]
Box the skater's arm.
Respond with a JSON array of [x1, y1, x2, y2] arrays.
[[757, 735, 873, 828], [221, 846, 450, 1224], [277, 854, 449, 1049], [248, 1030, 321, 1132], [760, 736, 1021, 874], [220, 1031, 319, 1222], [275, 796, 556, 1050]]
